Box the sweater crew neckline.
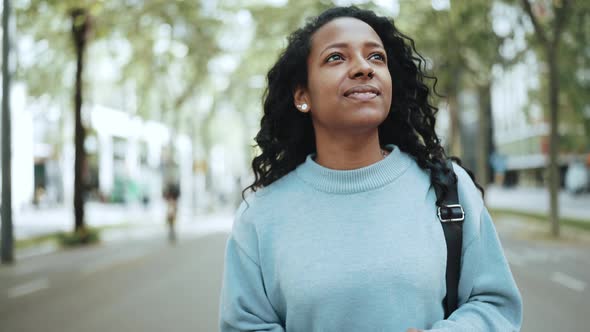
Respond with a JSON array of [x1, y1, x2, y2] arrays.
[[294, 145, 413, 194]]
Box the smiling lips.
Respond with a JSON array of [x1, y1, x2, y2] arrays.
[[343, 85, 381, 101]]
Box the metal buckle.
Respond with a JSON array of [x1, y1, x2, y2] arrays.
[[437, 204, 465, 223]]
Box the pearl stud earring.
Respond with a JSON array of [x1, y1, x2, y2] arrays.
[[300, 103, 308, 111]]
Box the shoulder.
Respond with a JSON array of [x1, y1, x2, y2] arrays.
[[230, 172, 301, 254], [238, 171, 301, 220]]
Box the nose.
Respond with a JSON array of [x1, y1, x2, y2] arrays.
[[349, 56, 374, 79]]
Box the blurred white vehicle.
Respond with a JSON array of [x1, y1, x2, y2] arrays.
[[565, 161, 589, 194]]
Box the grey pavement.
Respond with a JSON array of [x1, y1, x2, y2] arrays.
[[486, 185, 590, 220], [0, 225, 230, 332], [1, 213, 589, 332], [11, 201, 171, 240], [13, 205, 234, 260], [493, 215, 590, 332]]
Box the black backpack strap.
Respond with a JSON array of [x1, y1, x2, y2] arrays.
[[434, 160, 465, 319]]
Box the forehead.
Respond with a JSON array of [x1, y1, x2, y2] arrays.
[[310, 17, 383, 51]]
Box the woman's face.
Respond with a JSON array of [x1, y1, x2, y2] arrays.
[[296, 17, 393, 135]]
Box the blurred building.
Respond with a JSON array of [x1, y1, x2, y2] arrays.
[[0, 83, 35, 210], [491, 61, 588, 188], [3, 90, 196, 211]]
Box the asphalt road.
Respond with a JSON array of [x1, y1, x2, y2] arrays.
[[0, 230, 228, 332], [0, 216, 588, 332], [495, 216, 590, 332]]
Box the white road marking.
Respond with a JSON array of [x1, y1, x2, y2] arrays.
[[80, 250, 149, 276], [7, 278, 49, 298], [504, 249, 525, 266], [551, 272, 587, 292], [15, 242, 59, 260]]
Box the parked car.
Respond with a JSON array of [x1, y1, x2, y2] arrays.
[[565, 161, 589, 194]]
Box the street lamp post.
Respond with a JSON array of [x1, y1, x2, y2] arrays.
[[1, 0, 14, 264]]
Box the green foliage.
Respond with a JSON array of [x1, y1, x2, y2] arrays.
[[490, 208, 590, 231], [224, 0, 335, 109], [400, 0, 501, 94], [16, 0, 223, 133], [559, 7, 590, 145], [15, 0, 588, 152], [115, 1, 223, 128], [503, 0, 589, 144], [57, 227, 100, 247]]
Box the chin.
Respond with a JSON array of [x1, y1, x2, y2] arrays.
[[343, 108, 389, 130], [351, 106, 389, 121]]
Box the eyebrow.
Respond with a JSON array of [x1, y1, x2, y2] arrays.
[[319, 41, 385, 57]]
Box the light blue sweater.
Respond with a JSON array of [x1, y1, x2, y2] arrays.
[[219, 146, 522, 332]]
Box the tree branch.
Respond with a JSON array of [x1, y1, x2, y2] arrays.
[[552, 0, 572, 48], [521, 0, 548, 45], [174, 76, 200, 110]]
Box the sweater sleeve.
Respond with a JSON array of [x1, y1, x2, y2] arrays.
[[427, 208, 523, 332], [219, 211, 285, 332]]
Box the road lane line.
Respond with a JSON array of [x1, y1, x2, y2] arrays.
[[503, 249, 525, 266], [7, 278, 49, 298], [15, 242, 59, 260], [551, 272, 587, 292], [80, 250, 150, 276]]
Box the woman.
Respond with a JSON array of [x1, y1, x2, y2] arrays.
[[219, 6, 522, 332]]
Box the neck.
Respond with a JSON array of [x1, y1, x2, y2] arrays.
[[314, 130, 384, 170]]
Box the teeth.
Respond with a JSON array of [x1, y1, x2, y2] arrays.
[[350, 92, 376, 96]]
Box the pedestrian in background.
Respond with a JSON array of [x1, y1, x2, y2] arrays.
[[219, 6, 522, 332], [163, 181, 180, 243]]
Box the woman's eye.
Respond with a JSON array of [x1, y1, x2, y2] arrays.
[[369, 53, 386, 62], [326, 54, 343, 63]]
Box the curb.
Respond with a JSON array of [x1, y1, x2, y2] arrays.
[[13, 213, 234, 260]]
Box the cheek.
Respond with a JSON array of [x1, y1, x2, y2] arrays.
[[308, 75, 339, 106], [383, 69, 393, 90], [383, 72, 393, 103]]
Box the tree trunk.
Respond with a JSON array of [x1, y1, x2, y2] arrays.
[[1, 0, 14, 264], [448, 89, 462, 157], [547, 47, 560, 237], [521, 0, 570, 237], [476, 84, 492, 189], [201, 107, 216, 194], [71, 9, 89, 234]]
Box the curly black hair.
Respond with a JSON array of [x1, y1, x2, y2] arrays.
[[244, 6, 483, 206]]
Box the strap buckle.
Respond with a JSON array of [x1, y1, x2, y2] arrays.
[[437, 204, 465, 223]]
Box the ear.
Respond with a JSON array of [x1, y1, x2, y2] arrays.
[[293, 86, 311, 113]]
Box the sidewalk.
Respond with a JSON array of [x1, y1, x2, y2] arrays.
[[11, 201, 236, 240], [11, 202, 166, 240], [11, 185, 589, 241], [11, 202, 234, 259], [485, 185, 590, 221]]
